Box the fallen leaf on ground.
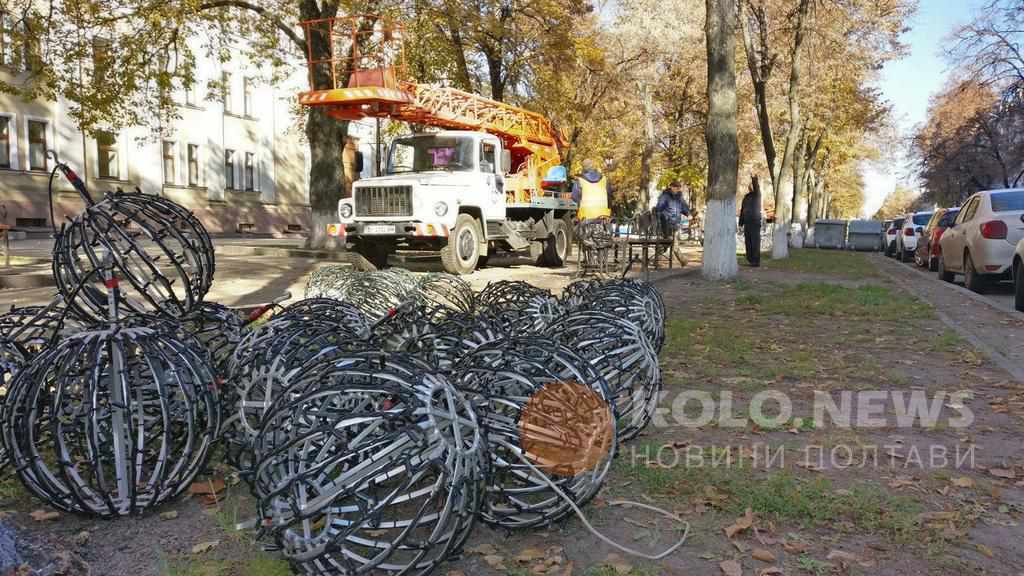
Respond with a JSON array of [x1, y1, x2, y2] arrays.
[[482, 555, 506, 570], [603, 553, 633, 575], [989, 468, 1016, 479], [976, 543, 994, 558], [782, 540, 808, 554], [516, 548, 545, 563], [751, 548, 775, 562], [951, 477, 975, 488], [826, 550, 860, 564], [191, 541, 219, 554], [720, 559, 742, 576], [29, 510, 59, 522], [466, 544, 498, 556], [725, 508, 755, 539], [160, 510, 178, 520], [888, 476, 919, 489], [758, 569, 782, 576]]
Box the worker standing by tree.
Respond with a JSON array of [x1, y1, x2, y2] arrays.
[[655, 181, 691, 258], [739, 176, 762, 267]]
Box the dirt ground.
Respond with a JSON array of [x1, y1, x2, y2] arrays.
[[2, 248, 1023, 576]]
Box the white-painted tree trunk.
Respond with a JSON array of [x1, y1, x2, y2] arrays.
[[771, 176, 793, 259], [306, 209, 345, 250], [702, 197, 738, 280]]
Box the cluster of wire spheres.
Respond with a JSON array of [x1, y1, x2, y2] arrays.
[[2, 323, 219, 517], [0, 301, 82, 357], [251, 352, 485, 575], [305, 266, 421, 320], [52, 191, 215, 322], [180, 302, 244, 379], [456, 337, 615, 529]]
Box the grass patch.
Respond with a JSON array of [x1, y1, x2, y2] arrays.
[[160, 554, 290, 576], [756, 249, 880, 279], [739, 283, 930, 321], [614, 445, 920, 539], [930, 329, 965, 353]]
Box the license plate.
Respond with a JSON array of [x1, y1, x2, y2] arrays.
[[363, 224, 396, 235]]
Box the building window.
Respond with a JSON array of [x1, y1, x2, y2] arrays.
[[92, 39, 112, 85], [187, 144, 200, 186], [243, 77, 254, 116], [97, 131, 118, 179], [185, 80, 199, 107], [0, 116, 10, 169], [0, 13, 14, 67], [27, 119, 46, 171], [162, 141, 176, 184], [224, 149, 235, 189], [222, 71, 232, 113], [244, 152, 255, 191]]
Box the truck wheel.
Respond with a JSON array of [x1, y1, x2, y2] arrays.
[[539, 219, 571, 267], [441, 214, 481, 275], [353, 241, 390, 270]]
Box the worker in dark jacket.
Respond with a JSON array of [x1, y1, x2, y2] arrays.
[[571, 159, 613, 221], [739, 177, 762, 267], [653, 181, 690, 259]]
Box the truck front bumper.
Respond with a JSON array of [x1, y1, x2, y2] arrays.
[[327, 221, 451, 239]]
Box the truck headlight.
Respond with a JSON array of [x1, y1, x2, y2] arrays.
[[434, 201, 448, 217], [340, 203, 353, 219]]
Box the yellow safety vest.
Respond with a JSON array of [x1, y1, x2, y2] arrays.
[[577, 176, 611, 220]]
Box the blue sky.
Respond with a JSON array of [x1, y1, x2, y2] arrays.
[[861, 0, 987, 216]]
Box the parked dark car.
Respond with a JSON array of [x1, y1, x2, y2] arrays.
[[884, 217, 904, 257], [914, 207, 960, 271]]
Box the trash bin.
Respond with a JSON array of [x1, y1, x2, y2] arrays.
[[813, 219, 847, 250], [846, 220, 883, 251]]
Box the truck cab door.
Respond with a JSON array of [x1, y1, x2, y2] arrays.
[[480, 139, 506, 221]]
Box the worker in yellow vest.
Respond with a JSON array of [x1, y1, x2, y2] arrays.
[[571, 159, 613, 221]]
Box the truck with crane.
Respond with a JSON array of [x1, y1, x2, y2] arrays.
[[298, 17, 576, 275]]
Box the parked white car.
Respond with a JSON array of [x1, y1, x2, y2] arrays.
[[1014, 238, 1024, 312], [895, 211, 932, 262], [938, 189, 1024, 292]]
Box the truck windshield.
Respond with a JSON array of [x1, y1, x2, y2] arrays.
[[388, 136, 475, 174]]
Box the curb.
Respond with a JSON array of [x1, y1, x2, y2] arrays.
[[885, 254, 1023, 318], [0, 273, 56, 289], [873, 255, 1024, 383], [214, 244, 374, 270]]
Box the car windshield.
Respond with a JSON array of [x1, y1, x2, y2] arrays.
[[912, 213, 932, 225], [387, 136, 475, 174], [939, 210, 959, 226], [893, 218, 905, 227], [990, 190, 1024, 212]]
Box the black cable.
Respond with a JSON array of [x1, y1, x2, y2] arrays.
[[46, 164, 60, 235]]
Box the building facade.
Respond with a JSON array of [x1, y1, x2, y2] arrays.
[[0, 43, 376, 237]]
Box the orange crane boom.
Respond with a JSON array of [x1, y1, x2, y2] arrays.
[[298, 16, 566, 204]]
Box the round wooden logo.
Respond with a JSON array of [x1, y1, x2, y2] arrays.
[[518, 380, 615, 477]]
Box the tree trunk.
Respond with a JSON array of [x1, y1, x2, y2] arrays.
[[791, 130, 808, 248], [305, 109, 348, 249], [639, 82, 655, 210], [770, 0, 811, 259], [703, 0, 739, 281]]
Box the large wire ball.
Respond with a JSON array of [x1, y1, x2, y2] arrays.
[[2, 325, 219, 517], [0, 301, 84, 356], [52, 193, 214, 322], [416, 273, 475, 319], [455, 337, 616, 529], [181, 302, 244, 380], [477, 281, 562, 333], [547, 310, 661, 442], [410, 312, 509, 373], [252, 351, 485, 575], [583, 280, 667, 353], [305, 268, 417, 320]]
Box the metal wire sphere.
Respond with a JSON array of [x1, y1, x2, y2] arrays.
[[2, 325, 219, 517], [410, 313, 509, 373], [455, 337, 616, 529], [477, 281, 562, 333], [546, 310, 661, 442], [52, 192, 214, 322], [560, 279, 603, 309], [252, 351, 486, 575], [370, 302, 444, 355], [0, 302, 84, 356], [583, 280, 667, 353], [305, 268, 418, 321], [181, 302, 244, 380], [223, 299, 372, 469], [415, 273, 475, 319]]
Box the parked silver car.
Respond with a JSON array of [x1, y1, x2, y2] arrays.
[[939, 189, 1024, 292], [895, 211, 933, 262]]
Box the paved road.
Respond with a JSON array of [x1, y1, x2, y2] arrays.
[[883, 252, 1020, 315]]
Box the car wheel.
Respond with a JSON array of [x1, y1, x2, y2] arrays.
[[538, 219, 570, 267], [937, 254, 954, 283], [353, 241, 391, 270], [1015, 260, 1024, 312], [964, 251, 988, 294], [441, 213, 481, 275]]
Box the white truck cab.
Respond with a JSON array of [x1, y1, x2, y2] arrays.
[[335, 130, 575, 275]]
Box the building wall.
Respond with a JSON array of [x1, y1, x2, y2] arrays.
[[0, 45, 378, 236]]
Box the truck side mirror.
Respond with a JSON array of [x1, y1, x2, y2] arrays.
[[354, 151, 365, 175], [501, 150, 512, 173]]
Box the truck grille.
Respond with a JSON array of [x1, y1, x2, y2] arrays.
[[355, 186, 413, 217]]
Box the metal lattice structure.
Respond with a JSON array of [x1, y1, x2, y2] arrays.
[[455, 337, 615, 529], [547, 310, 661, 442], [572, 280, 667, 353], [252, 351, 485, 575], [181, 302, 244, 380], [2, 324, 219, 517], [0, 299, 83, 357], [53, 192, 214, 322]]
